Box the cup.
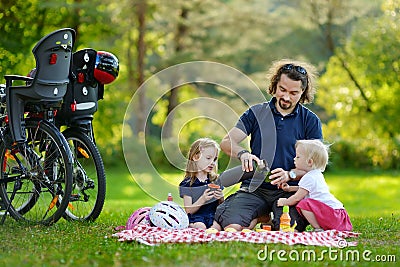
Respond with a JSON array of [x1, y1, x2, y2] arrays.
[[208, 183, 220, 192]]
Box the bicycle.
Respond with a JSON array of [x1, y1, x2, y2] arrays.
[[55, 48, 119, 221], [0, 28, 75, 225]]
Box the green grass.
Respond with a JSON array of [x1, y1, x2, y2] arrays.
[[0, 165, 399, 267]]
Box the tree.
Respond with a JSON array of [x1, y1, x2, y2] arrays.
[[317, 0, 400, 168], [162, 4, 189, 139], [146, 0, 274, 139], [133, 0, 147, 134], [0, 0, 61, 76], [1, 0, 392, 167]]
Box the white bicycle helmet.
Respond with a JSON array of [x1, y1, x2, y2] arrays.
[[149, 201, 189, 230], [126, 207, 151, 230]]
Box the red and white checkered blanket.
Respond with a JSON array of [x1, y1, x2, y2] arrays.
[[113, 225, 359, 247]]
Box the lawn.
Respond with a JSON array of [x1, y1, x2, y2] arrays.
[[0, 164, 398, 267]]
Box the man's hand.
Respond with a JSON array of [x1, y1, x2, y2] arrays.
[[239, 152, 261, 172], [269, 168, 289, 188]]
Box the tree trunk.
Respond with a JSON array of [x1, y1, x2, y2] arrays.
[[163, 7, 189, 138], [136, 1, 147, 134]]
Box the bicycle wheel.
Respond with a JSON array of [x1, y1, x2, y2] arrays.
[[0, 120, 73, 225], [62, 128, 106, 221]]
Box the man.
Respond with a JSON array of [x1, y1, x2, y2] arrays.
[[214, 59, 322, 232]]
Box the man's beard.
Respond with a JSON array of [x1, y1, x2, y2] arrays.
[[278, 98, 292, 110]]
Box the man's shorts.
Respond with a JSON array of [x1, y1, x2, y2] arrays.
[[214, 187, 308, 231], [214, 189, 267, 229]]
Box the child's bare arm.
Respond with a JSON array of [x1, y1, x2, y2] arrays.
[[277, 188, 309, 206], [281, 183, 299, 192], [183, 189, 214, 214]]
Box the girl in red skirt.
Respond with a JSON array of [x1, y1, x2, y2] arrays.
[[277, 140, 352, 231]]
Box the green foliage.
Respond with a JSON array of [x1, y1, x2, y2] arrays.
[[318, 0, 400, 169], [0, 0, 42, 75], [122, 123, 232, 173], [1, 0, 398, 170], [93, 87, 127, 166], [328, 138, 400, 170]]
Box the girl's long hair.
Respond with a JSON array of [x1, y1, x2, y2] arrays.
[[184, 138, 220, 186]]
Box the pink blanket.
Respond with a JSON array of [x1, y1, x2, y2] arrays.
[[113, 225, 359, 247]]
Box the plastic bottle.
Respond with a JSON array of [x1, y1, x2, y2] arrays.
[[279, 206, 291, 232], [167, 193, 173, 201]]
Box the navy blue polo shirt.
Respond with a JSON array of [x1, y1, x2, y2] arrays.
[[236, 97, 322, 190]]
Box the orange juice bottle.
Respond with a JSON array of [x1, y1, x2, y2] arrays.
[[279, 206, 291, 232]]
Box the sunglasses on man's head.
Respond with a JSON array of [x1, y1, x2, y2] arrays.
[[282, 64, 307, 75]]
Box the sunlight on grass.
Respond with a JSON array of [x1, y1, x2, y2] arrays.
[[325, 172, 399, 218], [121, 185, 137, 197], [162, 172, 183, 186]]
